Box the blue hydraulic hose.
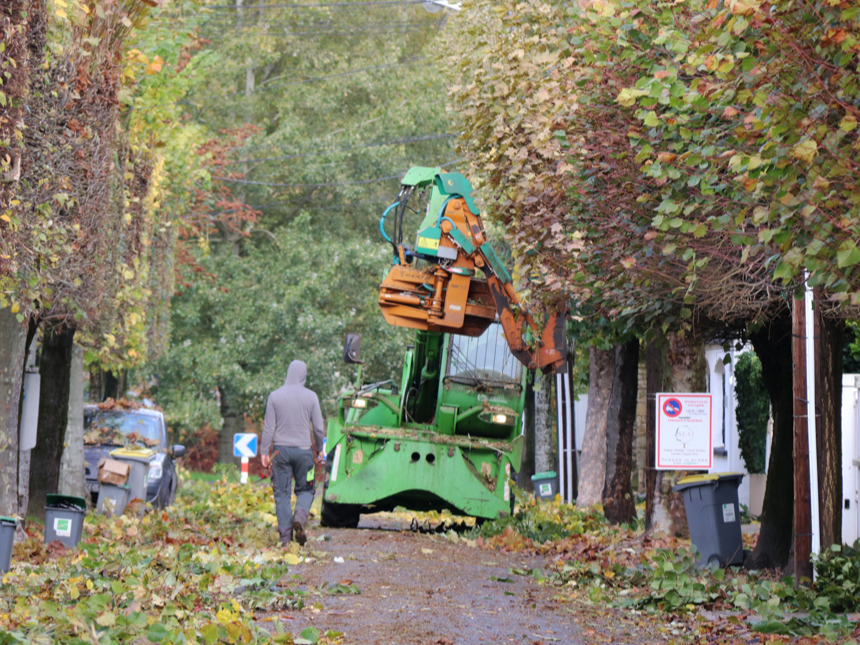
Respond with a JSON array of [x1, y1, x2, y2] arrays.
[[436, 196, 458, 227], [380, 201, 399, 243]]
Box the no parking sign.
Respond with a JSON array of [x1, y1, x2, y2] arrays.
[[656, 393, 712, 470]]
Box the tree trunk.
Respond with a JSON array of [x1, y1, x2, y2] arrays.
[[745, 315, 794, 570], [0, 308, 27, 517], [645, 332, 699, 537], [218, 384, 242, 465], [88, 365, 103, 403], [645, 331, 670, 534], [16, 321, 36, 537], [814, 294, 843, 551], [28, 324, 75, 519], [517, 371, 536, 491], [577, 346, 615, 507], [59, 345, 87, 501], [534, 370, 555, 473], [102, 369, 120, 401], [603, 339, 640, 524]]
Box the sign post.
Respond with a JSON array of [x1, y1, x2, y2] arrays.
[[655, 393, 713, 470], [233, 433, 258, 484]]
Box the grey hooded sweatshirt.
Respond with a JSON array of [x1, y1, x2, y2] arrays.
[[261, 360, 325, 456]]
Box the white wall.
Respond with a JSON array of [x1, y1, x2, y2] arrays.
[[842, 375, 860, 545], [705, 346, 751, 509]]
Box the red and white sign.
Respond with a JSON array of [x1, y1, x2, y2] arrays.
[[656, 393, 712, 470]]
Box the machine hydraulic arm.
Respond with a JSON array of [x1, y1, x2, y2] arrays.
[[378, 167, 566, 374]]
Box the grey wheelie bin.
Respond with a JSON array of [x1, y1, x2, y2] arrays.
[[109, 447, 155, 512], [44, 494, 87, 547], [0, 516, 16, 573], [97, 484, 131, 516], [674, 473, 744, 568]]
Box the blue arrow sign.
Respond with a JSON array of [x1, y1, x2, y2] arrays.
[[233, 433, 258, 458]]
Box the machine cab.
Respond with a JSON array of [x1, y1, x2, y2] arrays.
[[435, 323, 526, 440]]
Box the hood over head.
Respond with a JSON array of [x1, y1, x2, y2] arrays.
[[285, 360, 307, 386]]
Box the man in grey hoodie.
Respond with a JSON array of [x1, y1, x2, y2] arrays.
[[261, 360, 326, 547]]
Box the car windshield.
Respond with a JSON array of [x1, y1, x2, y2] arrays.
[[447, 324, 523, 386], [84, 410, 161, 448]]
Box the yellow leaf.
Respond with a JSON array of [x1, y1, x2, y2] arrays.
[[752, 206, 769, 224], [70, 586, 79, 600], [840, 115, 857, 132], [284, 553, 300, 565], [123, 269, 135, 280], [120, 16, 132, 27], [55, 8, 66, 18], [616, 88, 649, 107], [10, 302, 19, 314], [96, 612, 116, 627], [792, 139, 818, 164], [421, 548, 434, 554], [0, 214, 10, 223]]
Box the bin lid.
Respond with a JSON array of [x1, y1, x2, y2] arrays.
[[531, 471, 557, 480], [110, 447, 156, 462], [45, 494, 87, 510], [0, 516, 17, 524], [674, 472, 745, 492]]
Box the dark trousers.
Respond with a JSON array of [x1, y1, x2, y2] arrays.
[[271, 445, 315, 530]]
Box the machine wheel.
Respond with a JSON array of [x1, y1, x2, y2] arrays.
[[320, 449, 361, 529]]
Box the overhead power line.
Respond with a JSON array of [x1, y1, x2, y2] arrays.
[[212, 159, 461, 188], [182, 56, 423, 104], [224, 133, 455, 166], [207, 0, 425, 10]]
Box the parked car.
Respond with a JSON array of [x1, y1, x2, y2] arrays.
[[83, 405, 185, 509]]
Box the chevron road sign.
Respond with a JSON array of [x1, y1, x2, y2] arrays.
[[233, 433, 258, 458]]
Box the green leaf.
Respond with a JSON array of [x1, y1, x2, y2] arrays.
[[643, 111, 660, 127], [772, 261, 795, 281], [837, 242, 860, 268], [300, 627, 320, 644], [201, 623, 219, 645], [147, 624, 170, 643]]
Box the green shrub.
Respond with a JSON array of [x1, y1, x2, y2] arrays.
[[812, 541, 860, 613], [734, 352, 770, 474]]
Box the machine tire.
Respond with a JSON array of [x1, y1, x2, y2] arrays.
[[320, 449, 361, 529]]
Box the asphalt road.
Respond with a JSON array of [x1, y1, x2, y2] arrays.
[[261, 513, 656, 645]]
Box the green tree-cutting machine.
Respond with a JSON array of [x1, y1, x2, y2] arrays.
[[321, 167, 566, 526]]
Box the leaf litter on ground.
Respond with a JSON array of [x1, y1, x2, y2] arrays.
[[467, 489, 860, 643], [0, 470, 344, 645]]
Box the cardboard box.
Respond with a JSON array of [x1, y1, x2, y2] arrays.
[[97, 458, 130, 486]]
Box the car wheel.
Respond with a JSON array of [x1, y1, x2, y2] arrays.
[[168, 472, 177, 506], [153, 478, 170, 510]]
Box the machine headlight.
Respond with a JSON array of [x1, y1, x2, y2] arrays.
[[491, 414, 508, 424], [351, 398, 368, 409]]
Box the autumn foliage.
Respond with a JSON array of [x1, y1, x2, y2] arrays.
[[444, 0, 860, 333]]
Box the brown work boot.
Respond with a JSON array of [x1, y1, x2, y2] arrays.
[[278, 527, 291, 548], [292, 521, 307, 546]]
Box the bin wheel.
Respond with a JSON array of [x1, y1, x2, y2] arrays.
[[707, 554, 725, 569], [320, 450, 360, 529]]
